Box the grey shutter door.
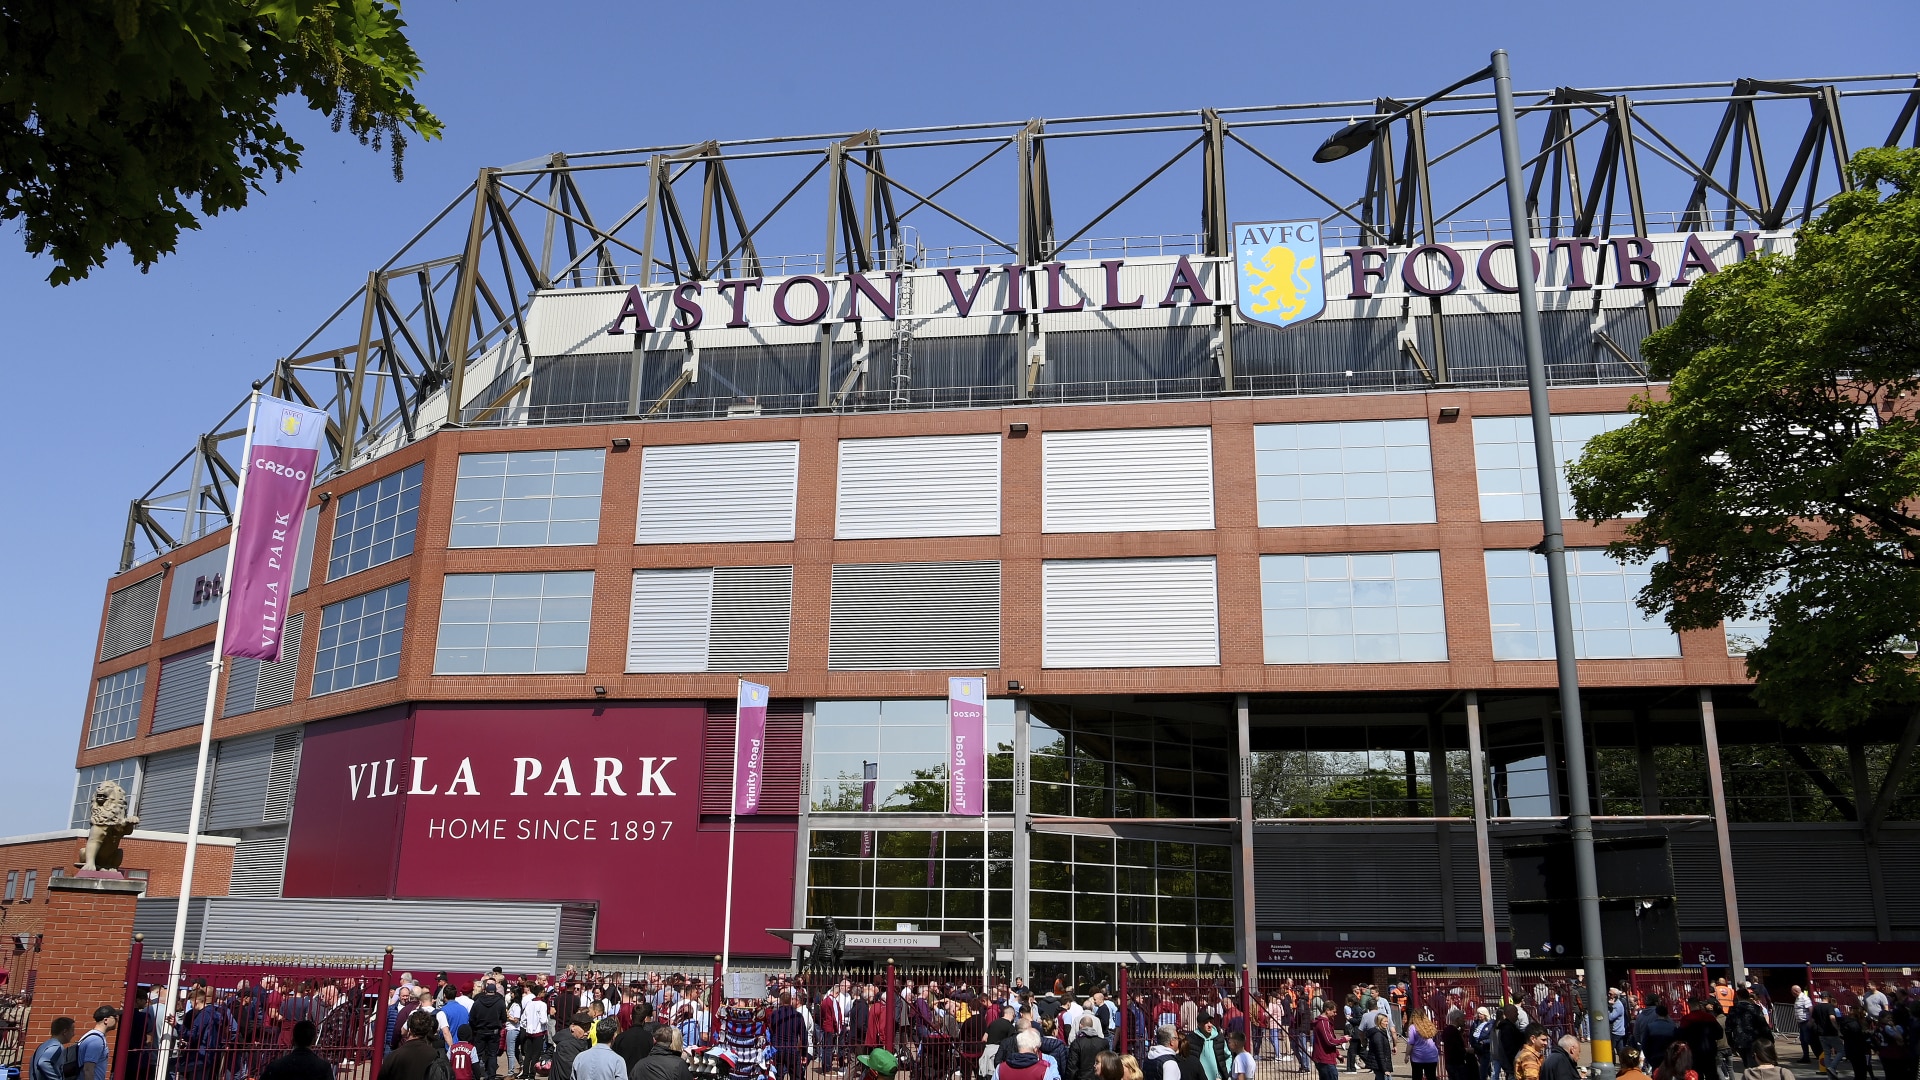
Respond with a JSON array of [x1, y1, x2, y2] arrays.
[[636, 441, 799, 543], [151, 646, 215, 734], [292, 507, 319, 595], [101, 575, 163, 661], [228, 835, 288, 898], [139, 747, 201, 832], [253, 612, 305, 709], [1042, 427, 1214, 533], [223, 655, 262, 717], [708, 566, 794, 671], [1042, 557, 1219, 667], [835, 434, 1001, 538], [626, 569, 713, 672], [206, 731, 278, 830], [828, 561, 1001, 669]]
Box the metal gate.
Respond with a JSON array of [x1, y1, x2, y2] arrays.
[[0, 935, 41, 1075]]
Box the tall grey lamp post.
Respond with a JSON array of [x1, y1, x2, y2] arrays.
[[1313, 49, 1614, 1077]]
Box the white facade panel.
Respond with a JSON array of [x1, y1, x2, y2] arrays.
[[1042, 428, 1214, 533], [626, 569, 714, 673], [835, 434, 1001, 539], [636, 441, 800, 543], [829, 562, 1001, 670], [1042, 557, 1219, 668], [526, 288, 634, 357]]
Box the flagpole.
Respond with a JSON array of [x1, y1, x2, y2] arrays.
[[720, 679, 742, 1003], [154, 389, 260, 1080]]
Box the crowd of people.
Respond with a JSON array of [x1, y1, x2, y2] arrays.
[[21, 968, 1918, 1080]]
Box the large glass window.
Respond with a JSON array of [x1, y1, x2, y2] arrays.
[[1260, 552, 1447, 663], [71, 760, 140, 829], [1029, 833, 1235, 956], [328, 462, 423, 579], [1249, 732, 1471, 819], [312, 581, 409, 695], [1254, 419, 1435, 527], [87, 666, 146, 747], [1485, 548, 1680, 660], [1472, 413, 1634, 521], [434, 571, 594, 675], [806, 829, 1012, 935], [810, 699, 1015, 813], [451, 449, 605, 548], [1027, 702, 1233, 820]]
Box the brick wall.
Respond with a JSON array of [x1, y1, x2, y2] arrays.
[[27, 880, 141, 1039]]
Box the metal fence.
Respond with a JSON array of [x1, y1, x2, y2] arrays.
[[119, 940, 392, 1080], [0, 935, 41, 1075]]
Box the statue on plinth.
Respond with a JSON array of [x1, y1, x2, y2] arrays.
[[78, 780, 139, 874]]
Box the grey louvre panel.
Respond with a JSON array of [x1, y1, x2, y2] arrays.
[[263, 730, 302, 823], [164, 545, 229, 638], [101, 575, 162, 661], [1042, 557, 1218, 667], [205, 730, 278, 831], [222, 612, 304, 717], [1042, 428, 1213, 533], [636, 441, 799, 543], [139, 747, 202, 833], [829, 561, 1001, 670], [133, 896, 211, 952], [1235, 317, 1413, 391], [835, 434, 1001, 539], [1881, 830, 1920, 928], [1728, 825, 1875, 930], [147, 896, 586, 974], [557, 904, 597, 966], [254, 612, 305, 708], [529, 353, 632, 421], [1041, 325, 1215, 384], [1443, 309, 1648, 387], [627, 569, 713, 672], [292, 507, 319, 595], [228, 834, 288, 898], [708, 566, 793, 671], [151, 646, 215, 734], [1668, 828, 1728, 932], [1254, 826, 1446, 930]]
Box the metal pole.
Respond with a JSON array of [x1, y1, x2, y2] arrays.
[[1466, 692, 1499, 965], [1494, 48, 1611, 1076], [984, 810, 992, 993], [114, 933, 142, 1080], [1698, 690, 1746, 983], [721, 682, 743, 994], [1117, 964, 1130, 1055], [712, 954, 723, 1020], [372, 946, 394, 1080], [154, 388, 259, 1080], [886, 960, 897, 1054], [1235, 694, 1257, 1034]]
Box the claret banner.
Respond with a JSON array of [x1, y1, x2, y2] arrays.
[[222, 397, 325, 661], [948, 677, 986, 816], [735, 680, 769, 815]]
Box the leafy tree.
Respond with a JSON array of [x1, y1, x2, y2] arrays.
[[1569, 147, 1920, 731], [2, 0, 441, 283]]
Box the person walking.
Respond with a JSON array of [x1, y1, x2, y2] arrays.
[[1794, 990, 1815, 1065], [1513, 1028, 1549, 1080], [1741, 1039, 1790, 1080], [573, 1020, 626, 1080], [518, 985, 552, 1080], [1312, 1006, 1349, 1080], [471, 982, 508, 1080], [1404, 1010, 1438, 1080], [1726, 990, 1769, 1071], [628, 1027, 694, 1080], [1541, 1037, 1580, 1080], [380, 1012, 442, 1080], [1362, 1017, 1392, 1080], [75, 1006, 118, 1080], [1814, 994, 1846, 1078], [1840, 1007, 1876, 1080], [261, 1021, 336, 1080], [553, 1014, 593, 1080], [1070, 1017, 1110, 1080], [29, 1017, 74, 1080]]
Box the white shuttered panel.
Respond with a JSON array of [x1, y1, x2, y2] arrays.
[[636, 441, 799, 543], [835, 434, 1002, 538], [829, 562, 1001, 669], [228, 836, 288, 897], [1042, 428, 1214, 532], [627, 567, 793, 672], [627, 569, 713, 672], [1042, 557, 1220, 667]]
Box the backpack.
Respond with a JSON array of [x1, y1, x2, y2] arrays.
[[427, 1053, 456, 1080], [57, 1042, 82, 1080]]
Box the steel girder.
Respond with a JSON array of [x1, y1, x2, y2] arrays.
[[116, 70, 1920, 571]]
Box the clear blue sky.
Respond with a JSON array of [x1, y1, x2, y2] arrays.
[[3, 0, 1915, 834]]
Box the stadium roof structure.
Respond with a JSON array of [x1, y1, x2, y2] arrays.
[[117, 70, 1920, 571]]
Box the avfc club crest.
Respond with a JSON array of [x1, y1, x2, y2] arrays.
[[1235, 219, 1327, 330]]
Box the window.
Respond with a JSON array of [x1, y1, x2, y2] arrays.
[[1485, 548, 1680, 660], [327, 462, 423, 579], [1260, 552, 1447, 663], [1028, 832, 1236, 956], [4, 871, 17, 902], [312, 581, 409, 695], [1254, 419, 1435, 527], [20, 871, 34, 901], [806, 830, 1013, 942], [810, 699, 1016, 814], [1472, 413, 1634, 521], [71, 760, 141, 829], [88, 667, 147, 747], [435, 571, 593, 674], [451, 449, 605, 547], [1027, 701, 1233, 821]]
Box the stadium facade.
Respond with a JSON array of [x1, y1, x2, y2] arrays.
[[64, 71, 1920, 983]]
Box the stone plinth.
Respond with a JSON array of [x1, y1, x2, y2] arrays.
[[32, 875, 143, 1036]]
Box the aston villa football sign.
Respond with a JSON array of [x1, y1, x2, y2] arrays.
[[1235, 219, 1327, 330]]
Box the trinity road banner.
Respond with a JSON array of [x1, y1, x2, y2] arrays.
[[948, 677, 986, 816], [735, 680, 769, 815]]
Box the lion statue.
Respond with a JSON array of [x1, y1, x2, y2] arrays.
[[78, 780, 139, 873]]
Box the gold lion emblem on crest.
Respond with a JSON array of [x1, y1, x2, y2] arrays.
[[1243, 245, 1319, 320]]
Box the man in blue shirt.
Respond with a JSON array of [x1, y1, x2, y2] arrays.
[[77, 1006, 120, 1080], [29, 1016, 75, 1080]]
